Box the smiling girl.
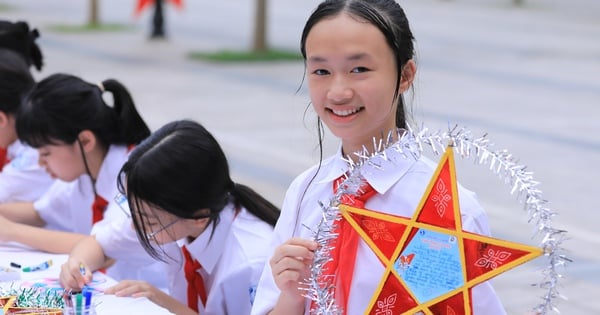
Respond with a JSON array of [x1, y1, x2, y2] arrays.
[[251, 1, 505, 314]]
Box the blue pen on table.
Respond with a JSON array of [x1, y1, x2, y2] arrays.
[[83, 287, 93, 315], [22, 259, 52, 272]]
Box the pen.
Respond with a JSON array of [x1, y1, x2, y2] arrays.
[[83, 288, 92, 315], [75, 293, 82, 315], [22, 259, 53, 272], [10, 262, 21, 269]]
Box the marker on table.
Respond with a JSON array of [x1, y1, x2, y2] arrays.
[[22, 259, 53, 272], [75, 293, 83, 315], [9, 262, 21, 269]]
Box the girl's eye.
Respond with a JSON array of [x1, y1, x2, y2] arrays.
[[351, 66, 370, 73], [313, 69, 330, 76], [39, 152, 50, 157]]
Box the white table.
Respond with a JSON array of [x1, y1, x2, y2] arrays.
[[0, 241, 173, 314]]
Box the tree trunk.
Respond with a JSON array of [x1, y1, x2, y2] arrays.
[[252, 0, 268, 53], [151, 0, 166, 38], [88, 0, 99, 26]]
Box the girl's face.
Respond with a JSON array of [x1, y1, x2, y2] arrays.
[[137, 201, 209, 245], [37, 141, 85, 181], [305, 13, 401, 155]]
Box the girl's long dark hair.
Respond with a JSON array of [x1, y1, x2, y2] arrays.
[[17, 73, 150, 149], [118, 120, 280, 260]]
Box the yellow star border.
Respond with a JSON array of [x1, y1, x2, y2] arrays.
[[340, 146, 543, 314]]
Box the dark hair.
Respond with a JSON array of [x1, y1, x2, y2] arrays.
[[16, 73, 150, 149], [118, 120, 280, 260], [300, 0, 415, 129], [0, 48, 35, 115], [0, 20, 43, 71]]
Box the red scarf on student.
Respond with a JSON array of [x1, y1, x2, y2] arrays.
[[91, 195, 108, 224], [182, 245, 208, 312], [312, 175, 377, 314], [91, 144, 135, 224], [0, 148, 10, 171]]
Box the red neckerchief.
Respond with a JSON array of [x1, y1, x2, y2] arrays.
[[0, 147, 10, 171], [182, 244, 208, 312], [312, 175, 377, 314]]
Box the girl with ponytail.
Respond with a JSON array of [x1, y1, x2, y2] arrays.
[[0, 73, 167, 288], [60, 119, 279, 315]]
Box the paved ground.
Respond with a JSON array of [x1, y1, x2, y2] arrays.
[[1, 0, 599, 313]]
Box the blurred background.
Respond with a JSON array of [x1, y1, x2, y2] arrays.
[[1, 0, 599, 313]]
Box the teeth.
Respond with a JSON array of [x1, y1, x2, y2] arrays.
[[332, 108, 360, 117]]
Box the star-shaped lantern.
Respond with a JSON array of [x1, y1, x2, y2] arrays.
[[340, 146, 543, 314]]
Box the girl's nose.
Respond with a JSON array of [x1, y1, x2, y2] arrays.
[[327, 78, 353, 104]]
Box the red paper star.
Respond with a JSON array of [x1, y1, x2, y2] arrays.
[[134, 0, 184, 16], [340, 146, 543, 314]]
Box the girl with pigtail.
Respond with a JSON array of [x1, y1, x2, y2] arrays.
[[0, 73, 167, 289]]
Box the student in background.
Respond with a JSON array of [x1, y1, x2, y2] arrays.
[[0, 20, 53, 203], [251, 1, 505, 314], [0, 73, 148, 255], [0, 20, 44, 71], [60, 120, 280, 315]]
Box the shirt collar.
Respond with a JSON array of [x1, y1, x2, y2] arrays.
[[7, 140, 26, 159], [184, 203, 236, 274], [95, 145, 128, 201], [318, 142, 418, 195]]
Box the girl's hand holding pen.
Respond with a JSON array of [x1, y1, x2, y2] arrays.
[[59, 257, 92, 291]]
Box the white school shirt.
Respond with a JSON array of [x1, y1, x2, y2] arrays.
[[251, 146, 506, 315], [0, 140, 54, 203], [164, 203, 274, 315], [92, 215, 170, 291], [33, 144, 129, 234]]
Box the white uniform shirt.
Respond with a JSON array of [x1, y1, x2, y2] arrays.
[[0, 140, 54, 203], [251, 146, 506, 315], [93, 215, 170, 291], [164, 203, 274, 315], [33, 145, 129, 234]]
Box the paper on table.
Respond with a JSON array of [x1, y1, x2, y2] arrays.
[[95, 294, 174, 315]]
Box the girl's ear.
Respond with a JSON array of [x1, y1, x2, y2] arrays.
[[77, 130, 97, 153], [189, 209, 211, 229], [399, 59, 417, 93], [0, 111, 8, 128], [191, 217, 210, 228]]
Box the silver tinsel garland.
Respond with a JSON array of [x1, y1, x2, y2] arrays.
[[303, 125, 570, 315]]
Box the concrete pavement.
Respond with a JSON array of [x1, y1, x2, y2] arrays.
[[1, 0, 599, 313]]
